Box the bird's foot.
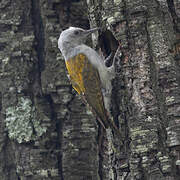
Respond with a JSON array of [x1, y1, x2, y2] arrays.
[[107, 46, 122, 74], [104, 52, 113, 66]]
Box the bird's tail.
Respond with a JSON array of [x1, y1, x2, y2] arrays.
[[98, 111, 122, 138], [107, 116, 122, 138]]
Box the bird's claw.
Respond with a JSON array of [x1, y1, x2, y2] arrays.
[[107, 46, 122, 74], [104, 52, 113, 66]]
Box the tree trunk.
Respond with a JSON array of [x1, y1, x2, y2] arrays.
[[0, 0, 180, 180]]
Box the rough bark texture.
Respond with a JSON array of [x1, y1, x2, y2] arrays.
[[0, 0, 180, 180]]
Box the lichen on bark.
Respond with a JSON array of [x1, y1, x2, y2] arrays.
[[5, 97, 47, 143], [1, 0, 180, 179]]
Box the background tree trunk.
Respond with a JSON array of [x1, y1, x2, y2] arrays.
[[0, 0, 180, 180]]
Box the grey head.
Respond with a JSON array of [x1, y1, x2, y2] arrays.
[[58, 27, 99, 59]]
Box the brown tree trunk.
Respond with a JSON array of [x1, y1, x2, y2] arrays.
[[0, 0, 180, 180]]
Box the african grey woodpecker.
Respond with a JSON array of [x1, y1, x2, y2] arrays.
[[58, 27, 119, 131]]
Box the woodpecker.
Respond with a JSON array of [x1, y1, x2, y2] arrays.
[[58, 27, 119, 133]]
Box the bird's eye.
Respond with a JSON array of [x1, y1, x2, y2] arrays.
[[74, 30, 81, 35]]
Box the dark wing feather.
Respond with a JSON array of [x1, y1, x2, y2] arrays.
[[65, 53, 109, 128], [82, 54, 109, 128]]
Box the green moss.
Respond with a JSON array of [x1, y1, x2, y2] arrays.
[[176, 160, 180, 166], [35, 168, 59, 177], [107, 17, 116, 25], [5, 97, 47, 143], [114, 0, 122, 5]]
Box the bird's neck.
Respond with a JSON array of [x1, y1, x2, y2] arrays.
[[61, 43, 86, 60]]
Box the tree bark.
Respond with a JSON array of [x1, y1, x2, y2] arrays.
[[0, 0, 180, 180]]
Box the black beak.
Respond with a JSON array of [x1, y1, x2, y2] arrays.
[[83, 27, 99, 36]]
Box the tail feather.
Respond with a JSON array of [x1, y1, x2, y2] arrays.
[[99, 111, 122, 138]]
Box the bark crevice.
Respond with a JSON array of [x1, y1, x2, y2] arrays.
[[30, 0, 44, 97], [167, 0, 180, 32]]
